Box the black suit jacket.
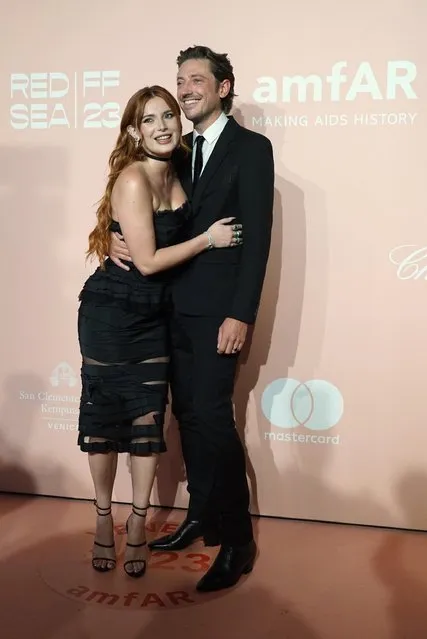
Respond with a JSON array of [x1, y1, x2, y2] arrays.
[[172, 116, 274, 325]]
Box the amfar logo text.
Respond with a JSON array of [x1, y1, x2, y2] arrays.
[[253, 61, 417, 103]]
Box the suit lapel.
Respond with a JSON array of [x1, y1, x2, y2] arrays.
[[191, 117, 238, 212]]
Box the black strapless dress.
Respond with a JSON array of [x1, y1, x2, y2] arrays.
[[77, 202, 189, 455]]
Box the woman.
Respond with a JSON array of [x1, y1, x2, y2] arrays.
[[78, 86, 242, 578]]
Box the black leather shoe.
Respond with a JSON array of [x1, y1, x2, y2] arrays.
[[149, 518, 221, 551], [196, 539, 257, 592], [148, 519, 201, 551]]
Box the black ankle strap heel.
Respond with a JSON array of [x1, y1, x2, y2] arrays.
[[124, 504, 149, 579], [92, 500, 116, 573], [94, 500, 112, 516], [132, 504, 148, 517]]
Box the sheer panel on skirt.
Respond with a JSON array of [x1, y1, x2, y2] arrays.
[[78, 356, 169, 456]]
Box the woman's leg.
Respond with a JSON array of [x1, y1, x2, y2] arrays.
[[88, 447, 118, 570], [124, 451, 159, 575]]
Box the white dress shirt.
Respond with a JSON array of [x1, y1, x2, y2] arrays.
[[192, 111, 229, 179]]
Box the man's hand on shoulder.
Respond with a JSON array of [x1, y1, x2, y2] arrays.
[[109, 232, 132, 270]]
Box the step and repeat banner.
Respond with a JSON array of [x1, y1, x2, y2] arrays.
[[1, 0, 426, 530]]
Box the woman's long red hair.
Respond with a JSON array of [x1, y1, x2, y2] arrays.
[[87, 86, 186, 267]]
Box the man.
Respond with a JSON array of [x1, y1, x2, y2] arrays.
[[110, 45, 274, 591]]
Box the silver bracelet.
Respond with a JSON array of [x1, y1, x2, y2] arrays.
[[205, 231, 215, 250]]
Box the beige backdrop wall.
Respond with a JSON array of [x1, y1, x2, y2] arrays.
[[1, 0, 426, 530]]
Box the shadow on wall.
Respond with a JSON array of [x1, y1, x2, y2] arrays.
[[233, 105, 400, 529], [0, 373, 69, 502], [233, 103, 309, 516], [0, 375, 39, 497], [373, 472, 427, 639], [274, 437, 392, 525], [232, 108, 427, 537]]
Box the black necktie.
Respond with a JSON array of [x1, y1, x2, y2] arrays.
[[193, 135, 205, 190]]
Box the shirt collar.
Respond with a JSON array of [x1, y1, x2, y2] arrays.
[[193, 111, 229, 146]]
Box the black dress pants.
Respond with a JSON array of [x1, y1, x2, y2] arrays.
[[170, 311, 253, 546]]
